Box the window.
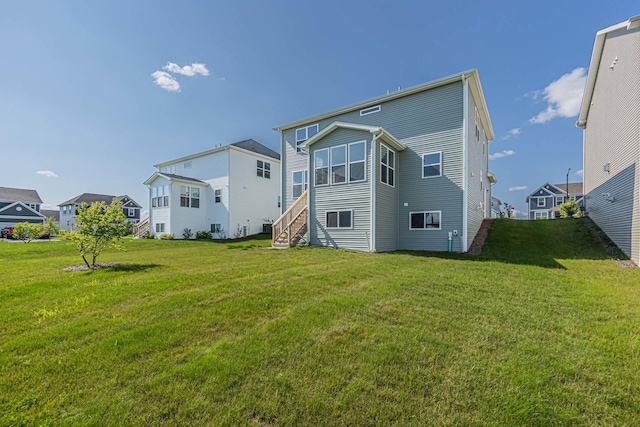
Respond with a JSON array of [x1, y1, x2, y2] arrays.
[[277, 196, 281, 208], [295, 124, 319, 152], [360, 105, 381, 116], [164, 166, 175, 174], [184, 161, 192, 168], [257, 160, 271, 179], [474, 107, 480, 140], [211, 224, 221, 233], [556, 196, 565, 205], [314, 149, 329, 186], [152, 185, 170, 208], [215, 189, 222, 203], [330, 145, 346, 184], [349, 141, 366, 182], [537, 197, 545, 207], [535, 211, 548, 220], [155, 223, 165, 232], [423, 152, 442, 178], [409, 211, 441, 230], [180, 186, 200, 208], [292, 170, 308, 198], [128, 208, 135, 217], [326, 210, 352, 229], [380, 144, 395, 187]]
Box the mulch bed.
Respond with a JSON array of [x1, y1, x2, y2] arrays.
[[467, 219, 493, 256], [64, 262, 122, 272]]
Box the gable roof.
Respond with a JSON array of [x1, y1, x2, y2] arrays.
[[143, 172, 207, 186], [301, 122, 406, 152], [553, 182, 584, 195], [41, 209, 60, 221], [0, 201, 46, 218], [114, 195, 142, 208], [274, 69, 495, 141], [154, 138, 280, 168], [231, 139, 280, 160], [59, 193, 115, 206], [0, 186, 43, 204], [576, 15, 640, 127]]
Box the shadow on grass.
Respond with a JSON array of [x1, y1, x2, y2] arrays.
[[106, 263, 163, 272], [400, 218, 613, 270]]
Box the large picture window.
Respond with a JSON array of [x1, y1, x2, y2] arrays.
[[331, 145, 346, 184], [314, 149, 329, 186], [326, 210, 353, 229], [295, 124, 319, 152], [151, 184, 170, 208], [422, 152, 442, 178], [292, 170, 308, 198], [180, 186, 200, 208], [380, 144, 395, 187], [409, 211, 441, 230]]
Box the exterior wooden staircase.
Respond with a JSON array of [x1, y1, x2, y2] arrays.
[[272, 190, 308, 248], [133, 217, 150, 239]]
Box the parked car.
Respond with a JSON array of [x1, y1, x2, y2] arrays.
[[1, 226, 14, 239]]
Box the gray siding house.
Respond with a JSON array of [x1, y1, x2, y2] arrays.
[[0, 186, 46, 229], [526, 182, 584, 220], [576, 15, 640, 265], [272, 70, 496, 252], [59, 193, 141, 231]]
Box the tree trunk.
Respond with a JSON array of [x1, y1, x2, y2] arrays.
[[81, 255, 90, 268]]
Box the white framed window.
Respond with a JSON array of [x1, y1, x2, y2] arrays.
[[257, 160, 271, 179], [535, 211, 548, 220], [349, 141, 366, 182], [380, 144, 395, 187], [151, 184, 170, 208], [326, 210, 353, 229], [215, 189, 221, 203], [556, 196, 565, 205], [330, 145, 347, 184], [360, 105, 381, 116], [295, 124, 319, 152], [128, 208, 135, 216], [409, 211, 441, 230], [180, 186, 200, 208], [314, 148, 329, 186], [155, 223, 165, 232], [292, 170, 308, 198], [211, 224, 221, 233], [474, 107, 480, 140], [422, 152, 442, 178], [537, 197, 545, 207], [184, 161, 192, 168], [164, 166, 175, 174]]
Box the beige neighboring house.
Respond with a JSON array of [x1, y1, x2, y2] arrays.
[[576, 14, 640, 265]]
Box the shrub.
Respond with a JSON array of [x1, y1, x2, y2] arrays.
[[559, 198, 582, 218], [182, 228, 193, 239], [143, 231, 155, 239], [195, 230, 212, 239], [13, 222, 44, 243], [159, 233, 174, 240]]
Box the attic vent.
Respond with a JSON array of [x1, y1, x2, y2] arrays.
[[360, 105, 381, 116]]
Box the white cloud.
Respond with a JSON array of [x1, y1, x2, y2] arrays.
[[36, 170, 59, 178], [509, 186, 528, 191], [217, 77, 226, 81], [163, 62, 210, 77], [500, 128, 521, 140], [151, 71, 181, 92], [513, 209, 528, 219], [529, 67, 587, 124], [575, 169, 584, 177], [489, 149, 515, 160]]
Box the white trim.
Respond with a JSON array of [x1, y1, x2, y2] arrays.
[[330, 145, 347, 185], [325, 209, 354, 229], [314, 148, 330, 187], [380, 143, 396, 188], [0, 201, 46, 218], [300, 121, 405, 152], [462, 76, 468, 252], [295, 123, 319, 152], [409, 210, 442, 230], [360, 105, 381, 116], [422, 151, 443, 178], [153, 142, 280, 168], [291, 170, 308, 199], [370, 136, 377, 252], [348, 140, 367, 183]]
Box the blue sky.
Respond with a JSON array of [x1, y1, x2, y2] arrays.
[[1, 1, 637, 217]]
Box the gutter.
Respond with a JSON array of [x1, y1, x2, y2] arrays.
[[462, 75, 469, 252], [370, 130, 383, 252]]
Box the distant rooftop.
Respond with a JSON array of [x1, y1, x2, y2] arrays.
[[0, 186, 43, 204], [553, 183, 584, 195], [59, 193, 116, 206]]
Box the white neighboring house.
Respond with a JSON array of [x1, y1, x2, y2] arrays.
[[144, 139, 281, 239]]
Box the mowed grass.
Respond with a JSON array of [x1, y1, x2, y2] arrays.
[[1, 219, 639, 426]]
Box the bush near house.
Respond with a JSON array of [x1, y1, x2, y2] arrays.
[[1, 220, 639, 425]]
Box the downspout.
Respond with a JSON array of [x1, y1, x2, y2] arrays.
[[307, 142, 312, 246], [462, 75, 469, 252], [279, 130, 285, 215], [370, 129, 383, 252]]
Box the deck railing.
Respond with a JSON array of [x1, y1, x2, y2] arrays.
[[272, 190, 308, 247]]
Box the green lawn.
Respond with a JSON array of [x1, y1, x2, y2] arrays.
[[1, 219, 639, 426]]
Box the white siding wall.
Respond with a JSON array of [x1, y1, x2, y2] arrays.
[[228, 149, 281, 237], [149, 176, 172, 236]]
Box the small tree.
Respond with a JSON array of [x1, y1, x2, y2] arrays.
[[43, 217, 60, 237], [502, 203, 515, 219], [559, 198, 582, 218], [13, 222, 44, 243], [66, 201, 130, 268]]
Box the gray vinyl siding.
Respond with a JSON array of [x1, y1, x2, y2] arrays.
[[375, 141, 399, 252], [282, 83, 466, 252], [583, 26, 640, 264], [309, 128, 372, 251]]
